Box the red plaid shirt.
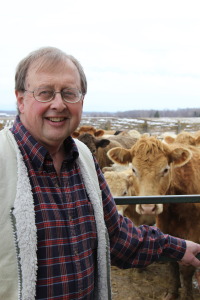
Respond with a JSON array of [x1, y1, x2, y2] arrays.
[[10, 116, 186, 300]]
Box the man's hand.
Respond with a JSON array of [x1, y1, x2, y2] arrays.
[[179, 240, 200, 267]]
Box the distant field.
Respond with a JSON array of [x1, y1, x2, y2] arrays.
[[80, 116, 200, 135], [0, 115, 15, 129], [1, 115, 200, 135]]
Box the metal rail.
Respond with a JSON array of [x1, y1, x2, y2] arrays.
[[114, 194, 200, 205]]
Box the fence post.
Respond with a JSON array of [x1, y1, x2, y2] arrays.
[[176, 121, 181, 134], [142, 120, 148, 133]]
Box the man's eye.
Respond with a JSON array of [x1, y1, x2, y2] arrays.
[[39, 90, 52, 96], [63, 91, 76, 98], [36, 90, 53, 100]]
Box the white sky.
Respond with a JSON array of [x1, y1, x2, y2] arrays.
[[0, 0, 200, 112]]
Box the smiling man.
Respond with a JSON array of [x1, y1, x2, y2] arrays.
[[1, 47, 200, 300], [15, 49, 85, 174]]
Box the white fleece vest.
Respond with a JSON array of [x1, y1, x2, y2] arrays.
[[0, 127, 111, 300]]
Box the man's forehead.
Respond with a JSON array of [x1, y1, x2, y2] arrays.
[[28, 57, 77, 74]]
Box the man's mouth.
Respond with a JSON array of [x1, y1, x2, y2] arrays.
[[47, 117, 66, 122]]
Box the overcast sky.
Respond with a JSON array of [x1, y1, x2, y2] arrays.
[[0, 0, 199, 113]]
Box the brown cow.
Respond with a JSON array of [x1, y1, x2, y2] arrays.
[[76, 133, 122, 169], [104, 134, 138, 149], [72, 125, 105, 138], [104, 168, 133, 216], [164, 130, 200, 147], [107, 136, 200, 300], [103, 168, 155, 226], [77, 133, 138, 169]]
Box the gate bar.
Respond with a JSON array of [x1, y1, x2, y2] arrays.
[[114, 194, 200, 205]]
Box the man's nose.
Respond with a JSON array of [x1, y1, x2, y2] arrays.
[[50, 92, 67, 110]]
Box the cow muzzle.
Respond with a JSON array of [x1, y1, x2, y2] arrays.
[[136, 204, 163, 215]]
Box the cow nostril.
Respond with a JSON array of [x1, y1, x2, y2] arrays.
[[140, 204, 156, 215]]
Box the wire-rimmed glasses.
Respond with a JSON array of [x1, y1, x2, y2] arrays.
[[24, 87, 84, 103]]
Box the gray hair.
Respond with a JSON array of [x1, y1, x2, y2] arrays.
[[15, 47, 87, 113]]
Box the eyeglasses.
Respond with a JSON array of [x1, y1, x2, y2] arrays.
[[24, 87, 84, 103]]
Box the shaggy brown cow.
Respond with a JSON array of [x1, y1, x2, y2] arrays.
[[107, 136, 200, 300], [103, 168, 155, 226], [164, 130, 200, 147]]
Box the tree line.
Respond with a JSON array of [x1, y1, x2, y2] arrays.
[[1, 108, 200, 119], [83, 108, 200, 118]]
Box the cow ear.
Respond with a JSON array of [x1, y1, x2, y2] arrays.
[[107, 147, 132, 165], [94, 129, 105, 137], [102, 166, 113, 173], [195, 136, 200, 146], [96, 139, 110, 148], [72, 131, 80, 138], [169, 147, 192, 167], [164, 136, 175, 144], [189, 136, 196, 145]]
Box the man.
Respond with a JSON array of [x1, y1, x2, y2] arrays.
[[0, 46, 200, 300]]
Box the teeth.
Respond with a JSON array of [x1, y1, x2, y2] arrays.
[[48, 117, 65, 122]]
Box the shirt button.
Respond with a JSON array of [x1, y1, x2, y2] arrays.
[[69, 215, 73, 221]]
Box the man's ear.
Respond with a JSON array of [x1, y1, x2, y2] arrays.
[[15, 90, 25, 113], [81, 96, 84, 107]]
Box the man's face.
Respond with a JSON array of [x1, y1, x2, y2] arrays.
[[16, 58, 84, 152]]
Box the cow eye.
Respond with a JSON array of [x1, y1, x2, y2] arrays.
[[132, 168, 137, 176], [122, 190, 128, 196], [162, 167, 170, 177]]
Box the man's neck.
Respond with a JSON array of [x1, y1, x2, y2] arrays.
[[49, 145, 66, 176]]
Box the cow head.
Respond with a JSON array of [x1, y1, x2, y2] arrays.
[[164, 131, 200, 147], [104, 169, 135, 197], [72, 125, 105, 138], [77, 133, 110, 156], [107, 136, 192, 216], [104, 169, 134, 216]]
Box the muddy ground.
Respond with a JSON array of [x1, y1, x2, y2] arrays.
[[111, 262, 200, 300]]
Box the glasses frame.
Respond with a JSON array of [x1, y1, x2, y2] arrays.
[[23, 88, 84, 104]]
